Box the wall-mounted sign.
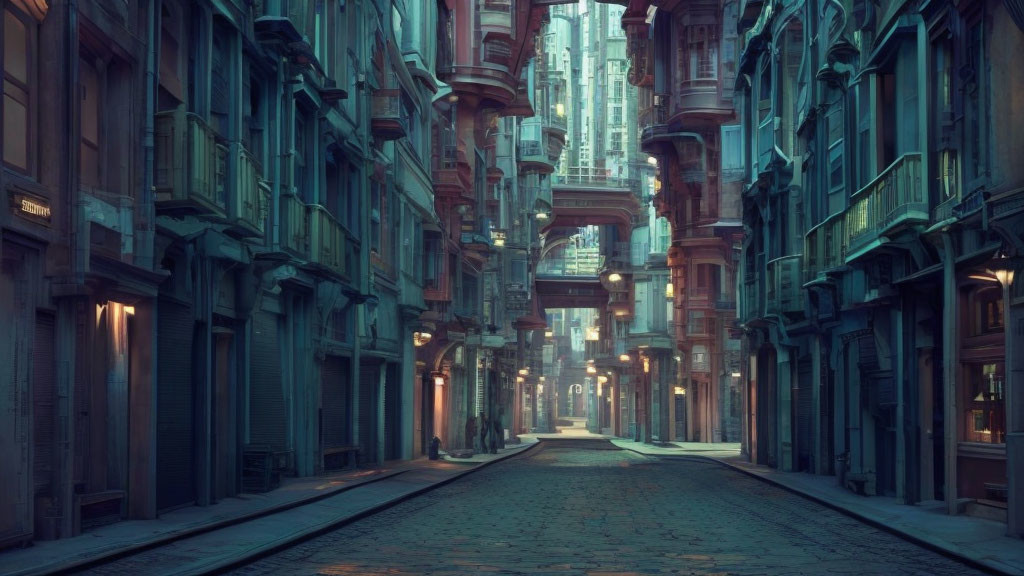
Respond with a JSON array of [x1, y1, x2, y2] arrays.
[[11, 191, 51, 225]]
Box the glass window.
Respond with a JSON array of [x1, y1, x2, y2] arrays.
[[962, 362, 1005, 444], [79, 56, 101, 189], [4, 7, 33, 174]]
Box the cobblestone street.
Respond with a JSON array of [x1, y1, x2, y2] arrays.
[[229, 440, 983, 575]]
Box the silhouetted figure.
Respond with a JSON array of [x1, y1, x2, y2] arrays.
[[490, 412, 501, 454], [465, 416, 477, 451], [479, 411, 489, 453], [496, 407, 506, 449]]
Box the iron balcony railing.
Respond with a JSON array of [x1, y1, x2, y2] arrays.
[[845, 153, 925, 258], [228, 142, 268, 237], [280, 193, 309, 258], [803, 213, 845, 283], [766, 255, 803, 316], [557, 166, 637, 189], [154, 109, 224, 214], [308, 204, 348, 278]]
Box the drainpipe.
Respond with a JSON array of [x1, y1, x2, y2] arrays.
[[941, 230, 958, 516], [140, 0, 157, 270], [68, 0, 85, 281]]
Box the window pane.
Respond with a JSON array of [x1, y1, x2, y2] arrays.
[[3, 91, 28, 170], [4, 10, 28, 84], [80, 57, 100, 145]]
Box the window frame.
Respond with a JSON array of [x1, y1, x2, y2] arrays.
[[3, 4, 38, 177]]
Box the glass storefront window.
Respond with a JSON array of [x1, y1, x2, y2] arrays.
[[962, 362, 1005, 444]]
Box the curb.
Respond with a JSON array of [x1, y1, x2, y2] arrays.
[[17, 469, 409, 576], [184, 441, 542, 575], [647, 451, 1011, 576]]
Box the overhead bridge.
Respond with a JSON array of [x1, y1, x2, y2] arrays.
[[545, 176, 641, 237], [534, 275, 607, 309]]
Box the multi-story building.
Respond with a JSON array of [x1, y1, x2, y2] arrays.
[[413, 0, 574, 455], [734, 0, 1024, 534], [622, 0, 744, 445], [0, 0, 454, 546]]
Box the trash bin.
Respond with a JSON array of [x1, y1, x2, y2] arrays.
[[428, 436, 441, 460]]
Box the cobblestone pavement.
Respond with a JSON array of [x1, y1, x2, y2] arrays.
[[229, 440, 983, 576]]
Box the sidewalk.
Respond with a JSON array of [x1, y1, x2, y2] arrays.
[[0, 439, 538, 576], [611, 438, 1024, 576]]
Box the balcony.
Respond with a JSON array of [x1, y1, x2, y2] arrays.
[[845, 153, 925, 261], [556, 166, 636, 190], [371, 89, 408, 141], [546, 105, 568, 139], [226, 143, 269, 237], [280, 194, 309, 259], [803, 214, 845, 283], [519, 139, 555, 174], [307, 204, 348, 279], [766, 255, 804, 317], [639, 96, 669, 147], [741, 279, 761, 323], [432, 128, 471, 199], [154, 110, 225, 215], [685, 311, 712, 337]]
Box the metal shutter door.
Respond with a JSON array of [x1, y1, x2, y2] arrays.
[[383, 363, 400, 460], [157, 299, 196, 510], [357, 364, 378, 465], [250, 311, 285, 449], [321, 357, 349, 447], [796, 359, 813, 471], [33, 313, 56, 496]]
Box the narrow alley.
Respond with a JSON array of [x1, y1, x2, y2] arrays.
[[2, 0, 1024, 574]]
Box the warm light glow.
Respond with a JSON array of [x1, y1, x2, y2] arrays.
[[516, 376, 525, 383], [536, 212, 549, 220], [598, 375, 608, 384], [993, 269, 1015, 287], [731, 372, 742, 378], [969, 274, 999, 283], [434, 376, 445, 387], [587, 365, 598, 374], [545, 330, 554, 338], [585, 326, 600, 341], [665, 283, 674, 299], [597, 382, 603, 397], [413, 331, 433, 347], [537, 384, 544, 394], [619, 354, 630, 363], [519, 367, 529, 376], [674, 386, 686, 396], [539, 376, 546, 382], [608, 273, 623, 282], [493, 237, 505, 247], [647, 156, 658, 165], [123, 306, 135, 316], [556, 102, 565, 116], [643, 357, 650, 373]]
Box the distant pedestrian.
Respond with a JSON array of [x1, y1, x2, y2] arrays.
[[490, 413, 501, 454], [466, 416, 477, 451], [479, 411, 489, 453]]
